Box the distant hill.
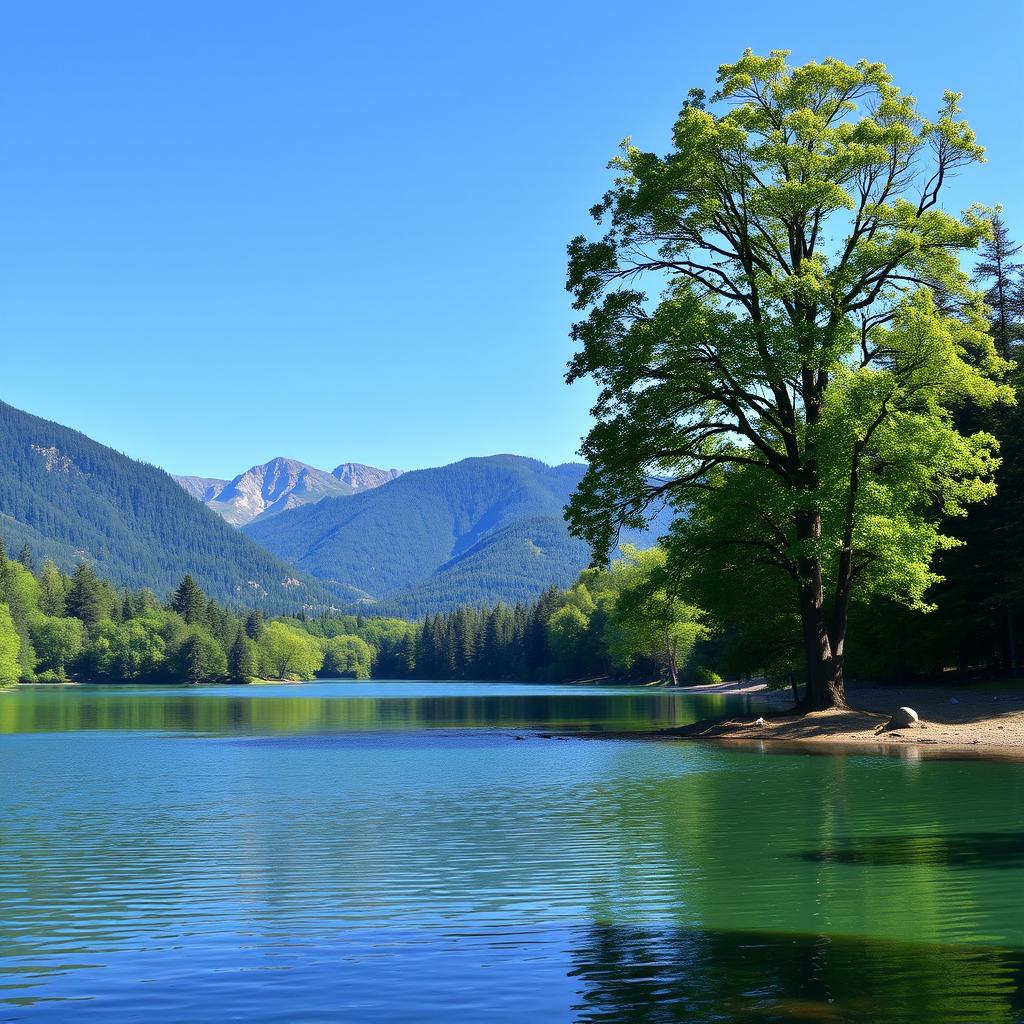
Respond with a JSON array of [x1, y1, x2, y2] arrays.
[[173, 459, 402, 525], [0, 401, 334, 611], [244, 455, 671, 614]]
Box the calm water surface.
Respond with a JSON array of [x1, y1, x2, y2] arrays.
[[1, 681, 1023, 1023]]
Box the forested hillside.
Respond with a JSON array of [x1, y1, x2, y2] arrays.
[[0, 401, 333, 611], [245, 455, 671, 613]]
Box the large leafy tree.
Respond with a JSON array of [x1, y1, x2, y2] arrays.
[[565, 51, 1012, 709]]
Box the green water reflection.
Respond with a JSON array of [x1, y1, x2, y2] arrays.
[[0, 680, 741, 735]]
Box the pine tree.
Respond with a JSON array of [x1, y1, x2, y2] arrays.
[[170, 573, 207, 625], [453, 607, 477, 675], [228, 631, 257, 681], [178, 633, 209, 684], [244, 610, 265, 641], [16, 544, 33, 571], [975, 213, 1024, 358], [66, 562, 104, 628]]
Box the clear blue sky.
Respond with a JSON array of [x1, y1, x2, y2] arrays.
[[1, 0, 1021, 478]]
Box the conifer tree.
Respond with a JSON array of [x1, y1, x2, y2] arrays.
[[66, 562, 104, 628], [228, 630, 257, 681], [975, 213, 1023, 358], [170, 574, 207, 625], [178, 633, 209, 684], [244, 609, 265, 641]]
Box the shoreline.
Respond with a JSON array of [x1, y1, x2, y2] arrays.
[[635, 680, 1024, 761]]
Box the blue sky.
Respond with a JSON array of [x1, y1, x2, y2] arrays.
[[1, 0, 1021, 478]]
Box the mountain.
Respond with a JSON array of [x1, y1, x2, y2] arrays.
[[0, 401, 334, 611], [174, 459, 402, 526], [173, 458, 352, 526], [332, 463, 403, 492], [244, 454, 671, 615], [175, 475, 229, 502]]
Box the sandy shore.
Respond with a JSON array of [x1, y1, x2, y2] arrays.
[[660, 680, 1024, 759]]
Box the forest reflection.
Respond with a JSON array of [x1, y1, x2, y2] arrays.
[[0, 686, 741, 735], [569, 923, 1024, 1024]]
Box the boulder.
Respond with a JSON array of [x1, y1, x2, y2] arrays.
[[887, 706, 920, 730]]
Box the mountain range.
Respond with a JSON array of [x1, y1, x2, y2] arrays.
[[243, 455, 671, 616], [0, 399, 672, 617], [0, 401, 334, 611], [172, 459, 402, 526]]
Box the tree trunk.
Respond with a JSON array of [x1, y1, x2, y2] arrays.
[[795, 511, 846, 711]]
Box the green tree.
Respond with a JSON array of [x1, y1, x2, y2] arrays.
[[974, 212, 1022, 359], [169, 573, 207, 625], [244, 610, 265, 640], [608, 546, 707, 685], [31, 616, 86, 679], [38, 560, 67, 617], [565, 51, 1011, 709], [0, 560, 39, 679], [0, 603, 21, 686], [322, 634, 373, 679], [257, 621, 324, 680], [88, 615, 169, 680], [547, 600, 592, 675], [66, 562, 105, 628], [228, 630, 257, 681], [175, 629, 227, 684], [16, 544, 33, 571]]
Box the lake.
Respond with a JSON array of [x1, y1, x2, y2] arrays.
[[1, 681, 1023, 1023]]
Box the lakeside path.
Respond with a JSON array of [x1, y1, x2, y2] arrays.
[[653, 680, 1024, 759]]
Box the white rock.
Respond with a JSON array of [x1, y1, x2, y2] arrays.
[[754, 717, 766, 727], [888, 706, 919, 729]]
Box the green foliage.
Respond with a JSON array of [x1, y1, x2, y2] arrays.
[[607, 546, 708, 685], [88, 615, 170, 680], [30, 616, 85, 678], [256, 622, 324, 680], [38, 559, 67, 617], [0, 603, 20, 686], [693, 667, 723, 685], [321, 634, 373, 679], [564, 50, 1012, 707], [66, 562, 105, 628], [176, 629, 228, 684], [0, 532, 707, 687], [228, 631, 257, 681], [170, 573, 207, 625]]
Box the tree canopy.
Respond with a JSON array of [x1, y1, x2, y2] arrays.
[[565, 50, 1013, 708]]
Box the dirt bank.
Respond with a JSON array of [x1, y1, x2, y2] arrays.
[[663, 681, 1024, 759]]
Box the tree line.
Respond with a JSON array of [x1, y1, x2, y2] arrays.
[[0, 540, 710, 687], [0, 543, 371, 686]]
